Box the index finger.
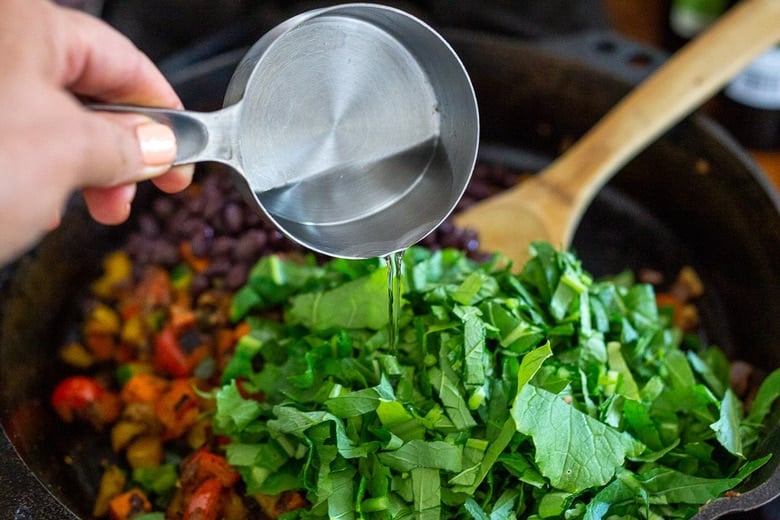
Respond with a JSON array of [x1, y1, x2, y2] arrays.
[[50, 3, 182, 109]]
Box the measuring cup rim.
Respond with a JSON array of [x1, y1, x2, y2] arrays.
[[223, 3, 479, 259]]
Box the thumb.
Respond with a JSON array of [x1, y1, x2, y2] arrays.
[[74, 109, 177, 189]]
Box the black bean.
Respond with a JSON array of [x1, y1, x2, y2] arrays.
[[234, 230, 267, 261], [419, 233, 437, 247], [169, 208, 192, 236], [152, 197, 175, 219], [190, 273, 210, 297], [466, 179, 493, 200], [178, 218, 207, 240], [203, 193, 224, 222], [190, 230, 211, 258], [216, 170, 235, 191], [269, 230, 293, 249], [137, 214, 160, 237], [225, 264, 249, 290], [200, 172, 222, 193], [437, 220, 454, 235], [211, 236, 236, 257], [187, 193, 207, 215], [244, 207, 263, 227], [222, 202, 244, 234], [440, 230, 463, 249], [124, 233, 145, 257], [455, 196, 475, 211], [124, 159, 528, 285], [134, 247, 152, 266], [205, 256, 231, 277], [150, 241, 179, 266]]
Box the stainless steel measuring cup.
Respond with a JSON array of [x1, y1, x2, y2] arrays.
[[103, 3, 479, 259]]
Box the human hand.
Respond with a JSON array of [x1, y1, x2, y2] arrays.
[[0, 0, 194, 265]]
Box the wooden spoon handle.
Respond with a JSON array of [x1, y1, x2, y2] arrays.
[[545, 0, 780, 245], [457, 0, 780, 259]]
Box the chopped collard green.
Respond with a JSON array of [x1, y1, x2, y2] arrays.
[[213, 242, 778, 519]]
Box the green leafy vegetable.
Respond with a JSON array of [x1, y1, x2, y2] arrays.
[[209, 243, 773, 519], [512, 384, 643, 492]]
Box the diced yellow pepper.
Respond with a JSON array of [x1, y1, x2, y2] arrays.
[[120, 315, 146, 347], [92, 465, 126, 518], [59, 341, 95, 369], [84, 303, 121, 336], [223, 489, 250, 520], [186, 418, 210, 451], [90, 251, 132, 299], [126, 435, 163, 469], [110, 421, 147, 453]]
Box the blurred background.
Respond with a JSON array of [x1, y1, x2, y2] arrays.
[[55, 0, 780, 188], [60, 0, 666, 61]]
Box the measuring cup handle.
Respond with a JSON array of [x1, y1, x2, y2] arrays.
[[85, 104, 241, 169]]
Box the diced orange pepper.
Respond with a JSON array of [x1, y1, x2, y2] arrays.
[[170, 303, 197, 334], [656, 293, 684, 326], [92, 391, 122, 428], [135, 267, 173, 308], [180, 242, 210, 273], [156, 378, 200, 440], [233, 321, 252, 342], [108, 488, 151, 520], [121, 373, 169, 404], [119, 303, 141, 321], [85, 333, 116, 362], [254, 491, 308, 519], [113, 343, 135, 365], [276, 491, 308, 515]]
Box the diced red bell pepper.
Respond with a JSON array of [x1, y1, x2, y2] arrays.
[[51, 375, 120, 429], [154, 326, 192, 377], [183, 448, 240, 488], [183, 478, 223, 520], [51, 376, 104, 422]]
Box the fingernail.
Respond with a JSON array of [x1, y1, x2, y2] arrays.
[[137, 122, 176, 177], [48, 213, 61, 231]]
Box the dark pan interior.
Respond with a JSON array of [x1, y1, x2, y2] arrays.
[[1, 31, 779, 519]]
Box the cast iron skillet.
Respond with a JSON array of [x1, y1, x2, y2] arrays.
[[0, 29, 778, 519]]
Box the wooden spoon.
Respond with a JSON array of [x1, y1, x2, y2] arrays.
[[455, 0, 780, 267]]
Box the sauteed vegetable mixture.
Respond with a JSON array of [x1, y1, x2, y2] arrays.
[[52, 167, 779, 520]]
